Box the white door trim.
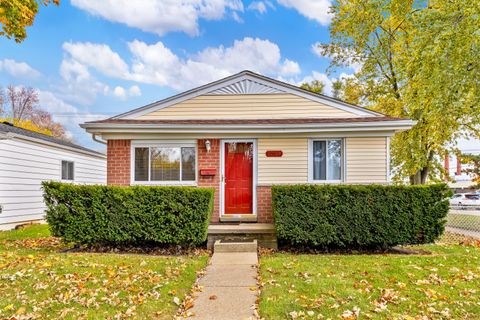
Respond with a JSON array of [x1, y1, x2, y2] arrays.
[[220, 139, 257, 220]]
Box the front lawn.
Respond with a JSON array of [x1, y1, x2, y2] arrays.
[[259, 244, 480, 319], [0, 225, 208, 319]]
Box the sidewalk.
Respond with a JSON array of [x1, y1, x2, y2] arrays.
[[186, 252, 259, 320]]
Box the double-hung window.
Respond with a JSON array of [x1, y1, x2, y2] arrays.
[[309, 139, 343, 182], [133, 143, 196, 184], [61, 160, 74, 181]]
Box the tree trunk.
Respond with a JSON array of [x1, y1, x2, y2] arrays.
[[410, 151, 434, 185]]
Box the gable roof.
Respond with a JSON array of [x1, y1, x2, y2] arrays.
[[0, 122, 105, 158], [111, 70, 383, 120]]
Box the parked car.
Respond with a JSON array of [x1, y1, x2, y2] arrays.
[[450, 193, 480, 206]]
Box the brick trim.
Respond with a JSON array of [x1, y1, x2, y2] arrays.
[[107, 140, 131, 186], [197, 139, 221, 222], [257, 185, 273, 223]]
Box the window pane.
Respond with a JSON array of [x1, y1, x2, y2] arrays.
[[313, 141, 326, 180], [181, 147, 196, 181], [61, 161, 68, 180], [151, 147, 180, 181], [61, 161, 74, 180], [327, 140, 342, 180], [68, 162, 74, 180], [135, 148, 149, 181]]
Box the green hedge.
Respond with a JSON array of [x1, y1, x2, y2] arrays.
[[43, 182, 214, 246], [272, 184, 450, 249]]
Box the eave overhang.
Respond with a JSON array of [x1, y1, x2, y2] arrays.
[[81, 119, 416, 134]]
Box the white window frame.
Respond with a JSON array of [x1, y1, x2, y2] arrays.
[[60, 160, 75, 181], [130, 140, 197, 186], [308, 138, 345, 183]]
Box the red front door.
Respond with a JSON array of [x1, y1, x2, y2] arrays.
[[224, 142, 253, 214]]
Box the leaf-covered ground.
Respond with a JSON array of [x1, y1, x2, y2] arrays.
[[0, 225, 208, 319], [259, 243, 480, 319]]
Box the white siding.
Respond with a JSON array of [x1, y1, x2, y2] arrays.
[[0, 138, 106, 229]]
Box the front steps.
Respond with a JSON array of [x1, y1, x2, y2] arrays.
[[214, 239, 258, 252], [207, 223, 277, 250]]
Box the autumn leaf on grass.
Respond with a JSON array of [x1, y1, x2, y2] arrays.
[[341, 307, 360, 320], [173, 297, 181, 305]]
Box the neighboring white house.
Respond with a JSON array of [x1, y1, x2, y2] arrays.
[[0, 122, 106, 230]]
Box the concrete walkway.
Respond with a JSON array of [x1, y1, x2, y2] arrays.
[[187, 252, 258, 319]]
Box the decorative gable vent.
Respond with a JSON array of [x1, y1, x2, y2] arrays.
[[207, 79, 285, 95]]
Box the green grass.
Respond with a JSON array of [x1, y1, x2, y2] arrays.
[[259, 244, 480, 319], [447, 214, 480, 232], [0, 224, 50, 241], [0, 225, 208, 319]]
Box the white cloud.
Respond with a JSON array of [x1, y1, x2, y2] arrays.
[[62, 42, 129, 78], [38, 90, 107, 144], [71, 0, 244, 36], [58, 58, 109, 105], [111, 85, 141, 100], [248, 1, 274, 14], [231, 11, 244, 23], [311, 43, 363, 73], [62, 37, 301, 91], [128, 85, 141, 97], [277, 0, 332, 25], [112, 86, 127, 100], [0, 59, 41, 79]]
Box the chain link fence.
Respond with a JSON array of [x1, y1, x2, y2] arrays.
[[441, 206, 480, 243]]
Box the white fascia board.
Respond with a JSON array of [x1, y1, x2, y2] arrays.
[[114, 73, 381, 119], [82, 120, 415, 134]]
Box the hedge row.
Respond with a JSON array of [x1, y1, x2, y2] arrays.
[[272, 184, 450, 249], [43, 182, 214, 246]]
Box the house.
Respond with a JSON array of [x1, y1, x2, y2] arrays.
[[81, 71, 414, 245], [0, 122, 106, 230]]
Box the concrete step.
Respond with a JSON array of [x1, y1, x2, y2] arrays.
[[208, 223, 277, 250], [214, 239, 258, 253]]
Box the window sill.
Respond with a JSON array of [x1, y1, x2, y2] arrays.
[[308, 180, 344, 184], [131, 181, 197, 187]]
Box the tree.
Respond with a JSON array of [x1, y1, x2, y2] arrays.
[[300, 80, 325, 94], [318, 0, 480, 184], [0, 85, 69, 140], [0, 0, 59, 43], [461, 154, 480, 184], [332, 80, 343, 99], [332, 77, 364, 105]]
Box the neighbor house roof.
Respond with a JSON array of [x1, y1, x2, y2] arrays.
[[0, 122, 105, 158]]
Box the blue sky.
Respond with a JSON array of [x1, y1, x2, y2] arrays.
[[0, 0, 352, 150], [2, 0, 475, 153]]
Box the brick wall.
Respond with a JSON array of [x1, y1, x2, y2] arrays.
[[197, 139, 221, 222], [257, 185, 273, 223], [107, 140, 131, 186], [106, 138, 274, 223]]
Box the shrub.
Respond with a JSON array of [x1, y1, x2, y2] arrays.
[[43, 182, 214, 246], [272, 184, 450, 249]]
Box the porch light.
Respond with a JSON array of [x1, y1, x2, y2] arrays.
[[205, 140, 211, 152]]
